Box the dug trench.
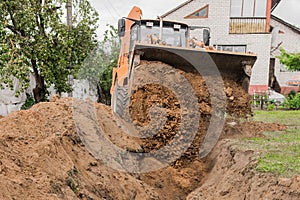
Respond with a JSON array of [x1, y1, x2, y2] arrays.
[[0, 62, 298, 199], [124, 61, 296, 199]]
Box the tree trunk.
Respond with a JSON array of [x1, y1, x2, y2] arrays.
[[32, 60, 47, 103], [96, 84, 106, 104]]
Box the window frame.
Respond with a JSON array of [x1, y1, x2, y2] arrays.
[[230, 0, 267, 17], [184, 4, 209, 19], [213, 44, 247, 53]]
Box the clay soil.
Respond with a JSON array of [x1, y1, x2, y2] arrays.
[[0, 62, 299, 199]]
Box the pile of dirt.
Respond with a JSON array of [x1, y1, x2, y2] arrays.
[[222, 119, 287, 139], [0, 98, 159, 200], [0, 60, 296, 199], [0, 97, 296, 200]]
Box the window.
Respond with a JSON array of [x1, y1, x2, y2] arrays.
[[230, 0, 267, 17], [231, 0, 243, 16], [130, 25, 138, 52], [139, 24, 187, 47], [214, 45, 247, 53], [185, 5, 209, 19], [243, 0, 255, 16]]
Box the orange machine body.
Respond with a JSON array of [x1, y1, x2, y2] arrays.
[[111, 6, 142, 95]]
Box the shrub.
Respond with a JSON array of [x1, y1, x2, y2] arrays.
[[21, 93, 35, 110], [283, 91, 300, 110], [267, 103, 275, 111]]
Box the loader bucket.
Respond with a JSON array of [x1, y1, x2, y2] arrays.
[[131, 43, 257, 83]]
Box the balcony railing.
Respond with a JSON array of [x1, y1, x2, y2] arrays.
[[229, 17, 267, 34]]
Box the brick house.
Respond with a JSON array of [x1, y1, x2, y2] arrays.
[[270, 15, 300, 94], [160, 0, 280, 94]]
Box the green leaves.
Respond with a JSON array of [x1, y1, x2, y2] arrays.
[[78, 25, 120, 104], [0, 0, 99, 101], [283, 91, 300, 110], [277, 48, 300, 71]]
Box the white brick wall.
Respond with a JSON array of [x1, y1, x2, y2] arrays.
[[0, 77, 32, 116], [163, 0, 271, 89], [271, 18, 300, 87], [0, 76, 97, 116]]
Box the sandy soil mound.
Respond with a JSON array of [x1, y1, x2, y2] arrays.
[[222, 119, 287, 139], [0, 60, 295, 200], [0, 98, 158, 200], [0, 97, 295, 200]]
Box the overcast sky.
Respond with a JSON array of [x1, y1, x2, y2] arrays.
[[90, 0, 300, 39], [272, 0, 300, 27], [90, 0, 185, 38]]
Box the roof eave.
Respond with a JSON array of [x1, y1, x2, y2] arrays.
[[271, 0, 281, 12], [160, 0, 193, 18], [271, 14, 300, 34]]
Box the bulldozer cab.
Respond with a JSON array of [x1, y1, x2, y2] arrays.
[[118, 18, 210, 49], [136, 20, 188, 47]]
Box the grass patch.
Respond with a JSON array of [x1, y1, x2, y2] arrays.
[[253, 110, 300, 126], [255, 130, 300, 176], [245, 111, 300, 177]]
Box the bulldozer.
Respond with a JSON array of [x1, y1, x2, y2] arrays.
[[111, 6, 257, 117]]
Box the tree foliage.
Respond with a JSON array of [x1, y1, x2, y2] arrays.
[[277, 48, 300, 71], [78, 25, 120, 104], [0, 0, 99, 102]]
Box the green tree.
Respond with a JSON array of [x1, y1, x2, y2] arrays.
[[78, 25, 120, 104], [0, 0, 99, 102], [277, 48, 300, 71]]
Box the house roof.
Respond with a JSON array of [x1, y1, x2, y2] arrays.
[[160, 0, 193, 18], [271, 0, 281, 11], [161, 0, 282, 18], [271, 14, 300, 34]]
